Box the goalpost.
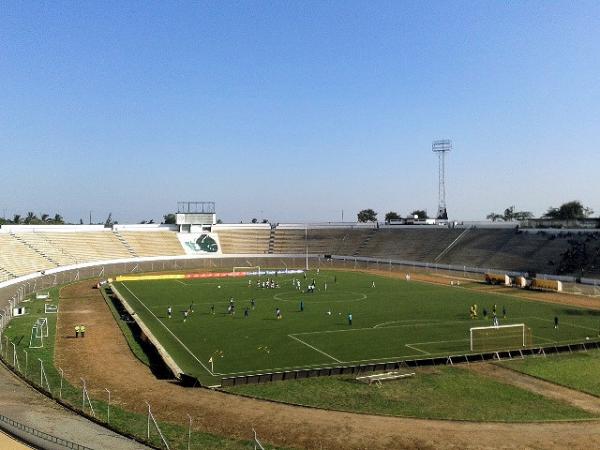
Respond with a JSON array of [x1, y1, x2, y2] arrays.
[[470, 323, 532, 352], [29, 317, 49, 349], [232, 266, 261, 276]]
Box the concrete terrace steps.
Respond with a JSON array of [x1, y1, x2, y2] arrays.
[[10, 232, 75, 267], [9, 232, 60, 267], [268, 228, 276, 254], [352, 228, 378, 256], [112, 230, 139, 257]]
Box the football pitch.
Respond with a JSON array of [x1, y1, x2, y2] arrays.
[[112, 270, 600, 385]]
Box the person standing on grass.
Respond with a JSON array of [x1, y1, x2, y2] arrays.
[[80, 325, 86, 338], [300, 300, 304, 312], [210, 304, 215, 315], [276, 308, 282, 320], [554, 316, 559, 329], [371, 281, 375, 288], [348, 313, 353, 326], [75, 325, 80, 338], [167, 306, 172, 319], [244, 307, 249, 318], [251, 298, 256, 310], [183, 310, 188, 322], [502, 305, 507, 319]]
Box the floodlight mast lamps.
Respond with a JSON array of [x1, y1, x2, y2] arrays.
[[432, 139, 452, 220]]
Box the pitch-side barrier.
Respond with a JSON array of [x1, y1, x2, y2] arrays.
[[220, 338, 600, 387]]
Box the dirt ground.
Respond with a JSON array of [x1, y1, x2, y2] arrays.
[[54, 273, 600, 450]]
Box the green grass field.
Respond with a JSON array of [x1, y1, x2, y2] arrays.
[[500, 349, 600, 397], [112, 269, 600, 385], [224, 366, 597, 421]]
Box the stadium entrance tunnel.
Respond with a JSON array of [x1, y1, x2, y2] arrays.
[[103, 287, 174, 380]]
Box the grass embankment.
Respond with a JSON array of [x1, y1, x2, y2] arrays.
[[101, 286, 150, 367], [225, 366, 598, 422], [0, 287, 270, 450], [500, 350, 600, 397]]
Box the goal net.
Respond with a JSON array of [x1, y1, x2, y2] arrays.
[[232, 266, 261, 276], [470, 323, 532, 352], [29, 318, 49, 348], [44, 304, 58, 314]]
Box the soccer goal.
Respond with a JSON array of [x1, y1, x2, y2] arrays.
[[470, 323, 532, 352], [29, 317, 49, 349], [44, 304, 58, 314], [232, 266, 261, 276]]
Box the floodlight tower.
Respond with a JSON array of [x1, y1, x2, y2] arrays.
[[432, 139, 452, 220]]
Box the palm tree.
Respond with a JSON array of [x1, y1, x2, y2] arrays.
[[24, 212, 37, 224], [486, 213, 503, 222], [41, 213, 49, 222], [12, 214, 21, 224], [53, 213, 64, 224]]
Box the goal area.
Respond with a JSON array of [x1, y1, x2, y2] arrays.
[[470, 323, 532, 352]]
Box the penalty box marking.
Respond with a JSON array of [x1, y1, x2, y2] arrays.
[[287, 334, 343, 363], [121, 283, 216, 377]]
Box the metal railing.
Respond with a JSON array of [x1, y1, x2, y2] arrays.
[[0, 414, 94, 450]]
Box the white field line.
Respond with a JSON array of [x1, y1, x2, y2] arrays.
[[287, 334, 343, 363], [532, 316, 599, 332], [405, 343, 430, 355], [293, 317, 535, 337], [174, 280, 189, 286], [121, 283, 215, 376], [533, 334, 555, 343]]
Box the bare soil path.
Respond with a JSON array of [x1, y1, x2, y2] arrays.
[[53, 280, 600, 450], [468, 363, 600, 415]]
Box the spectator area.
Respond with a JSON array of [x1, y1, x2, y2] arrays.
[[2, 225, 600, 283]]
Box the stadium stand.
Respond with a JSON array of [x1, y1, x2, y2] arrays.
[[11, 232, 77, 266], [1, 224, 600, 280], [0, 234, 55, 277], [216, 229, 270, 254], [355, 228, 464, 261], [271, 228, 373, 255], [34, 231, 132, 263], [117, 231, 185, 257]]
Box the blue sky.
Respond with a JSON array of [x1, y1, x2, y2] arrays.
[[1, 1, 599, 223]]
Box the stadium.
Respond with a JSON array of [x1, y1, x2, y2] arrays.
[[1, 205, 600, 449], [3, 3, 600, 449]]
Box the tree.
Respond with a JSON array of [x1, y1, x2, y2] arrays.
[[53, 213, 64, 224], [544, 201, 592, 220], [513, 211, 533, 221], [41, 213, 49, 222], [410, 210, 428, 219], [486, 212, 503, 222], [216, 219, 223, 224], [261, 219, 269, 224], [385, 211, 401, 223], [24, 212, 37, 224], [357, 209, 377, 222], [503, 206, 515, 222], [12, 214, 21, 224], [163, 214, 176, 224], [251, 218, 258, 224]]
